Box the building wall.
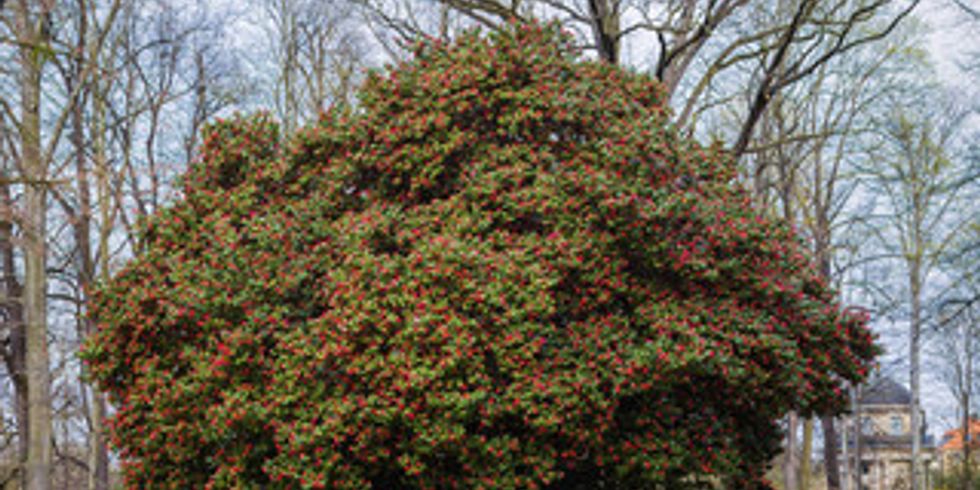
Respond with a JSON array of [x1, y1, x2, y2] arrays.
[[856, 448, 913, 490], [841, 403, 936, 490], [862, 404, 912, 436]]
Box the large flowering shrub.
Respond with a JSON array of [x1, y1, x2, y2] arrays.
[[83, 23, 876, 489]]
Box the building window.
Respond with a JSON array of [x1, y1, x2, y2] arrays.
[[891, 415, 903, 435]]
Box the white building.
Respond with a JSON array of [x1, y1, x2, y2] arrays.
[[840, 377, 937, 490]]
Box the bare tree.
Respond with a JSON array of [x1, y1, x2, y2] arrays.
[[0, 1, 238, 487], [1, 0, 120, 486], [861, 96, 972, 490], [934, 297, 979, 490], [254, 0, 365, 133], [739, 20, 923, 487], [8, 1, 58, 487], [58, 3, 243, 487], [358, 0, 921, 165]]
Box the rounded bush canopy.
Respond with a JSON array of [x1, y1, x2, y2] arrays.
[[84, 23, 875, 490]]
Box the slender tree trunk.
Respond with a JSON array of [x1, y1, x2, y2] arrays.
[[93, 83, 114, 490], [438, 1, 451, 39], [854, 385, 863, 490], [70, 39, 110, 490], [842, 415, 850, 490], [962, 317, 972, 490], [814, 241, 842, 490], [823, 416, 842, 490], [93, 96, 112, 490], [185, 51, 208, 164], [0, 179, 27, 488], [911, 259, 922, 490], [801, 418, 813, 490], [15, 1, 54, 489], [279, 3, 299, 134], [785, 413, 799, 490]]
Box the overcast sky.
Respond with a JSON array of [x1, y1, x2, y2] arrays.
[[924, 0, 977, 87]]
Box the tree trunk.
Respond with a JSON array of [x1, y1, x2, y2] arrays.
[[854, 385, 863, 490], [92, 80, 114, 490], [70, 38, 110, 490], [785, 413, 799, 490], [87, 395, 108, 490], [842, 415, 850, 490], [93, 86, 112, 490], [911, 259, 922, 490], [22, 53, 53, 490], [801, 418, 813, 490], [15, 1, 54, 488], [962, 315, 972, 490], [586, 0, 619, 64], [0, 179, 28, 488], [822, 416, 841, 490], [280, 5, 299, 134], [810, 225, 843, 490]]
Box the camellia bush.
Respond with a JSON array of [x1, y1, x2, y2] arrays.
[[83, 23, 876, 489]]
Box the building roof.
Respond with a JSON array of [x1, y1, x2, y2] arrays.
[[860, 377, 912, 406], [940, 419, 980, 452]]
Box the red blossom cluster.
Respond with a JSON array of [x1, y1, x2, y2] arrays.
[[83, 22, 877, 489]]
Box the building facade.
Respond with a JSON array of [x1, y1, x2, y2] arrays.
[[840, 377, 936, 490]]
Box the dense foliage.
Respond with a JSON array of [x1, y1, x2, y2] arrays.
[[83, 23, 876, 489]]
